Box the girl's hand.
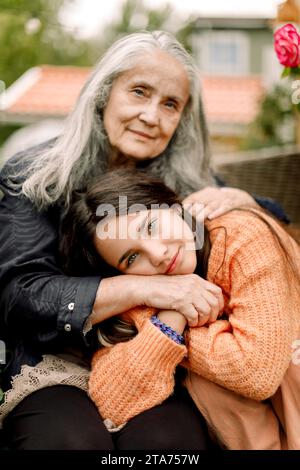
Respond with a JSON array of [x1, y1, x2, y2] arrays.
[[137, 273, 224, 327], [183, 186, 259, 220]]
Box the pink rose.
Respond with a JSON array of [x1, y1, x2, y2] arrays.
[[274, 23, 300, 68]]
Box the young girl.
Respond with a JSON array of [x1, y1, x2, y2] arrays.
[[60, 169, 300, 449]]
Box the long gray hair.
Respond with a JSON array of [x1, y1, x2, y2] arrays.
[[8, 30, 215, 210]]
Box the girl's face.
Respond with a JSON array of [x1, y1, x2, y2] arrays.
[[103, 49, 190, 161], [94, 209, 197, 275]]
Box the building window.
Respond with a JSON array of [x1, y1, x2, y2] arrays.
[[197, 31, 250, 75]]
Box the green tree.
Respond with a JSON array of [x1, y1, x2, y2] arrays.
[[0, 0, 94, 148], [0, 0, 92, 88], [95, 0, 197, 55]]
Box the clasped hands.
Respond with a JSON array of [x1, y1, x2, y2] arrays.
[[122, 275, 224, 334]]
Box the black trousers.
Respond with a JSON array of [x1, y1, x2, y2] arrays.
[[3, 385, 212, 450]]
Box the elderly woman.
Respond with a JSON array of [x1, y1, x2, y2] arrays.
[[0, 31, 287, 450]]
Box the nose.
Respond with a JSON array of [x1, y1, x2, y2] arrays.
[[144, 240, 168, 267], [139, 101, 160, 127]]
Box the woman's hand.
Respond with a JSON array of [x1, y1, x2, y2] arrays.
[[183, 186, 259, 220], [137, 273, 224, 327], [92, 273, 224, 328]]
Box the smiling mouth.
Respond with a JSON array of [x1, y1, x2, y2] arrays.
[[129, 129, 155, 139], [165, 250, 180, 274]]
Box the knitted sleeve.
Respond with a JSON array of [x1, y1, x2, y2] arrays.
[[88, 317, 187, 427], [181, 215, 299, 401]]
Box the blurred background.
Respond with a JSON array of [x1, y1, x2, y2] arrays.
[[0, 0, 299, 224]]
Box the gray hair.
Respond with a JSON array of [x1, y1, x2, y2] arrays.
[[9, 30, 215, 210]]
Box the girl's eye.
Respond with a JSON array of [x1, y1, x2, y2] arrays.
[[127, 252, 139, 267], [147, 218, 157, 234]]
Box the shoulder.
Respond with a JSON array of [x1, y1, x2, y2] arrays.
[[205, 209, 285, 283], [205, 209, 276, 248]]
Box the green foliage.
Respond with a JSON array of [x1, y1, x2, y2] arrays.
[[281, 65, 300, 79], [0, 0, 93, 88], [0, 0, 94, 145], [281, 67, 291, 79], [0, 0, 197, 89], [176, 20, 198, 54], [96, 0, 196, 54], [240, 85, 295, 150]]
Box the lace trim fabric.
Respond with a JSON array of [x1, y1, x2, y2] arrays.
[[0, 354, 127, 433], [0, 354, 90, 428]]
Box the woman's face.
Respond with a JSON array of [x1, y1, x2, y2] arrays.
[[94, 208, 197, 275], [103, 49, 190, 161]]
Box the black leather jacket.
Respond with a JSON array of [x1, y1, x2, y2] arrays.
[[0, 148, 101, 390]]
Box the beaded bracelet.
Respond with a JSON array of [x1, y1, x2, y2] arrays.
[[150, 315, 185, 345]]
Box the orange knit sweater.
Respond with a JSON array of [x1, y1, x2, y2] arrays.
[[88, 210, 300, 429]]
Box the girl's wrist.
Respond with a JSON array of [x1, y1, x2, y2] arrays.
[[157, 310, 187, 335], [150, 315, 185, 345]]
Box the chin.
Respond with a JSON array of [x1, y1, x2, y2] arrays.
[[121, 143, 162, 161], [132, 151, 160, 161], [175, 262, 195, 275], [182, 257, 197, 274], [121, 150, 150, 161]]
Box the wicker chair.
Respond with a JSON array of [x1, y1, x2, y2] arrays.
[[213, 145, 300, 238]]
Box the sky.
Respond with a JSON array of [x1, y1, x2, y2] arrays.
[[61, 0, 283, 38]]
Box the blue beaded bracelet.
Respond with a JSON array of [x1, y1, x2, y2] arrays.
[[150, 315, 185, 345]]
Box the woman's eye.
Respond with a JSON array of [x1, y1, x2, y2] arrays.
[[165, 101, 177, 110], [127, 252, 138, 267], [132, 88, 145, 97]]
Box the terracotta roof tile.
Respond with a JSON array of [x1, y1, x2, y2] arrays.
[[8, 66, 91, 115], [201, 76, 264, 124]]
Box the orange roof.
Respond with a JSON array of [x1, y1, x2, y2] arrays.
[[1, 65, 264, 125], [201, 75, 264, 124], [7, 66, 91, 116]]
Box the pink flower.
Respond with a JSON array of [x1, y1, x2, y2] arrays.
[[274, 23, 300, 68]]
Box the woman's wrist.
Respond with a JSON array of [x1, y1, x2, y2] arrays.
[[91, 275, 143, 325]]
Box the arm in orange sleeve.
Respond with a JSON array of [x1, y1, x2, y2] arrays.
[[88, 308, 187, 427], [181, 217, 299, 401]]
